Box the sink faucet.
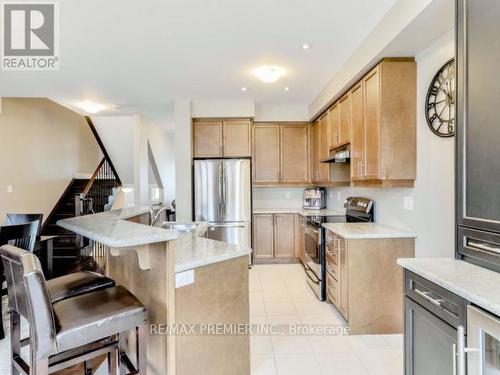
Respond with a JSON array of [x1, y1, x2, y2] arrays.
[[150, 206, 169, 226]]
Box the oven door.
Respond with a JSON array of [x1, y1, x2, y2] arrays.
[[304, 222, 321, 277]]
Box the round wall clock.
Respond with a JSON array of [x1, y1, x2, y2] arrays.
[[425, 58, 455, 137]]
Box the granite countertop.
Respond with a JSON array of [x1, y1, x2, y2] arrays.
[[253, 208, 345, 216], [322, 223, 417, 239], [174, 234, 251, 273], [398, 258, 500, 316], [58, 207, 178, 248]]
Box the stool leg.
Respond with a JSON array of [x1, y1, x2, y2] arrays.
[[107, 348, 118, 375], [137, 324, 147, 374], [11, 310, 20, 375], [118, 332, 127, 375], [83, 360, 92, 375]]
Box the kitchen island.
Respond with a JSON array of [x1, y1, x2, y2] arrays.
[[58, 207, 251, 375]]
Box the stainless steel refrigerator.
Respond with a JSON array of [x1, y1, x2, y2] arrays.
[[194, 159, 251, 250]]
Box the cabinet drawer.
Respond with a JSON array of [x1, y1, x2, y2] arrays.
[[405, 271, 468, 329], [326, 253, 338, 280], [326, 272, 338, 305]]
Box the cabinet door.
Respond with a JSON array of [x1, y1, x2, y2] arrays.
[[252, 214, 274, 259], [405, 297, 458, 375], [363, 66, 381, 180], [457, 0, 500, 233], [328, 104, 340, 150], [280, 124, 309, 183], [319, 114, 330, 182], [274, 214, 295, 258], [223, 120, 251, 157], [337, 235, 349, 319], [193, 120, 223, 158], [338, 93, 351, 147], [252, 124, 280, 183], [311, 121, 321, 183], [350, 82, 364, 180]]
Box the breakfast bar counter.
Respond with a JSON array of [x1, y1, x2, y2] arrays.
[[58, 207, 251, 375]]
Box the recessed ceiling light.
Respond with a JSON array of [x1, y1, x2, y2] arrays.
[[254, 66, 285, 83], [76, 101, 106, 114], [284, 86, 290, 91], [241, 87, 247, 92], [301, 44, 311, 50]]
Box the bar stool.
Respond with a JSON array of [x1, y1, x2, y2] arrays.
[[0, 221, 116, 340], [1, 244, 148, 375]]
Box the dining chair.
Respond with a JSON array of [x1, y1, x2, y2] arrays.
[[0, 221, 39, 340], [5, 214, 43, 237], [1, 244, 148, 375]]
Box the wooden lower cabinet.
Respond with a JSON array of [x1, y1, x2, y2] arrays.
[[297, 215, 306, 264], [252, 213, 299, 262], [325, 230, 415, 334]]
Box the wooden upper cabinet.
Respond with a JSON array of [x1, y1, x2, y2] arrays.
[[319, 114, 330, 182], [363, 66, 381, 180], [280, 124, 309, 183], [253, 214, 274, 259], [311, 120, 321, 183], [338, 93, 351, 147], [252, 124, 280, 183], [193, 120, 223, 157], [274, 214, 295, 258], [350, 82, 365, 181], [223, 119, 251, 157], [328, 104, 340, 151]]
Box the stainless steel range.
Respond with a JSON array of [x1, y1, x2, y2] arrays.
[[304, 197, 374, 300]]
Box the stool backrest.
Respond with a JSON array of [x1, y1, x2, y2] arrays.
[[0, 244, 57, 358], [5, 213, 43, 237], [0, 221, 39, 252]]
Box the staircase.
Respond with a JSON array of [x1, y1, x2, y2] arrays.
[[40, 116, 122, 278]]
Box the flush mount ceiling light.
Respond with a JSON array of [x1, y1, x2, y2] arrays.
[[301, 43, 311, 50], [253, 66, 285, 83], [76, 101, 106, 114]]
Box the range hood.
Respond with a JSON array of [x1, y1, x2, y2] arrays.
[[320, 145, 350, 163]]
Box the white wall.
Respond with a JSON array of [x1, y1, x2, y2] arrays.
[[0, 98, 100, 222], [174, 99, 192, 221], [254, 103, 309, 122], [326, 31, 455, 258]]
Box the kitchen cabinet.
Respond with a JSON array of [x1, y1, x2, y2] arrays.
[[319, 113, 330, 182], [252, 213, 297, 262], [253, 123, 309, 186], [193, 119, 252, 158], [350, 82, 364, 181], [328, 103, 340, 151], [274, 214, 295, 258], [223, 119, 251, 157], [404, 270, 468, 375], [325, 229, 414, 334], [252, 214, 274, 259], [193, 120, 223, 158], [337, 93, 351, 148], [311, 120, 320, 183], [354, 60, 416, 186], [252, 124, 280, 183], [297, 215, 306, 264], [280, 124, 309, 183]]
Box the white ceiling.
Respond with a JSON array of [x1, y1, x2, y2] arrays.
[[0, 0, 398, 124]]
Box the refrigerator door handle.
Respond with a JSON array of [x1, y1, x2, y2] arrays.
[[209, 223, 246, 229], [222, 163, 227, 219], [218, 163, 223, 218]]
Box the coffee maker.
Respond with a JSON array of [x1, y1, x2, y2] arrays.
[[303, 187, 326, 210]]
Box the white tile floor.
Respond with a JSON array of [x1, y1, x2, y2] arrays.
[[0, 263, 403, 375], [249, 264, 403, 375]]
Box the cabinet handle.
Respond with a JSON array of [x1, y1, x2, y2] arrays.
[[456, 325, 479, 375], [413, 288, 443, 307], [468, 240, 500, 255], [452, 344, 457, 375]]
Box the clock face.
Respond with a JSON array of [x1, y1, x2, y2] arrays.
[[425, 59, 456, 137]]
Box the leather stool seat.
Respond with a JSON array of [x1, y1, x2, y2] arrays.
[[47, 271, 115, 303], [53, 286, 147, 353]]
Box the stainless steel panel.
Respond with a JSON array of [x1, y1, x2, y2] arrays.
[[207, 221, 251, 249], [194, 160, 223, 222], [222, 159, 251, 222]]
